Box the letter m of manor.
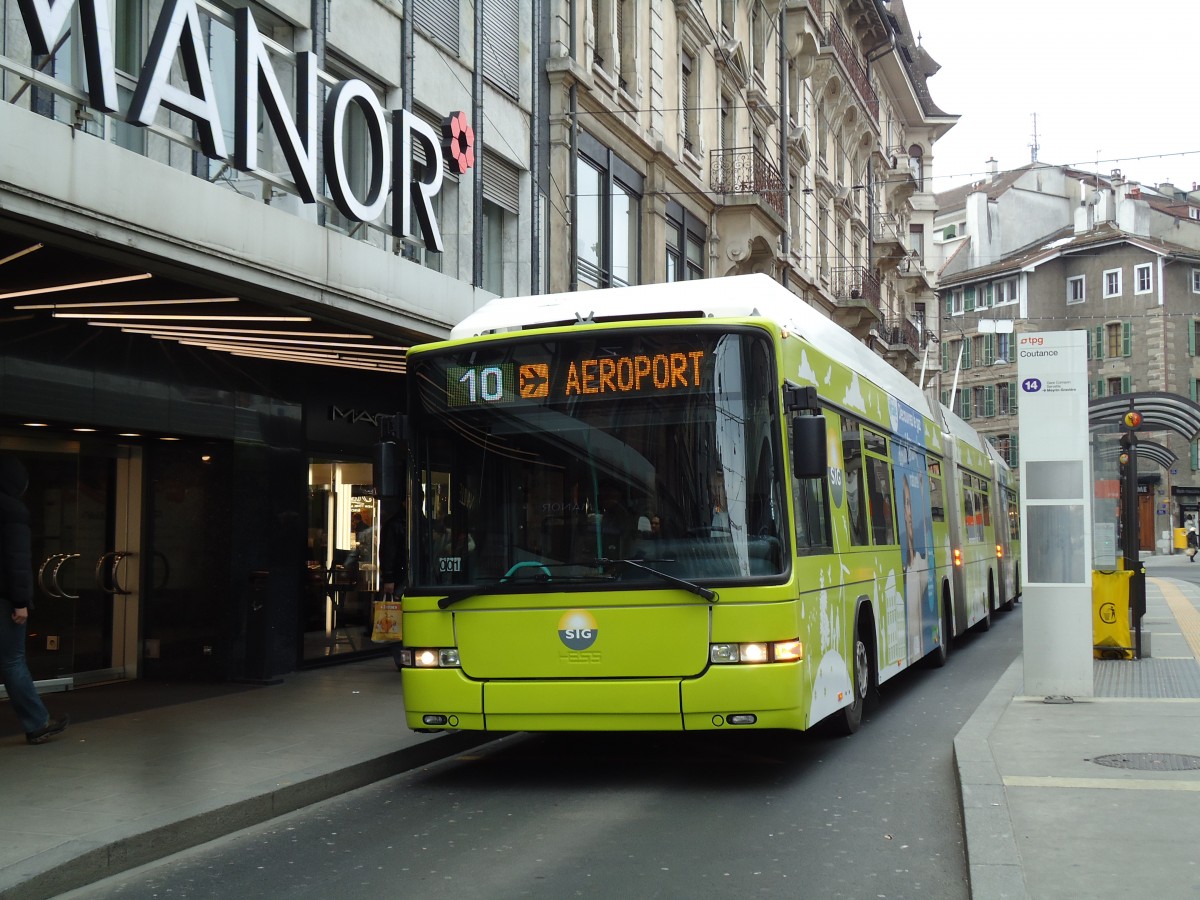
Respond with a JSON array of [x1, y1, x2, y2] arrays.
[[18, 0, 119, 112]]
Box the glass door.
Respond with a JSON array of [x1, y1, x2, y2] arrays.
[[1, 436, 142, 687]]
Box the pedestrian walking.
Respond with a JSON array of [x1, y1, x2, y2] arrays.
[[1188, 526, 1198, 562], [1, 455, 69, 744]]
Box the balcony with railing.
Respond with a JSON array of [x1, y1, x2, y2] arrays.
[[880, 317, 922, 355], [820, 14, 879, 121], [831, 265, 880, 309], [710, 146, 786, 220]]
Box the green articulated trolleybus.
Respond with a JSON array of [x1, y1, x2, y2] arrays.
[[397, 274, 1020, 735]]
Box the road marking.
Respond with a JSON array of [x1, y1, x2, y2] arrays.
[[1004, 775, 1200, 791]]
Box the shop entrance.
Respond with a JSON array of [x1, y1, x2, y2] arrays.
[[304, 459, 379, 662], [5, 437, 143, 689]]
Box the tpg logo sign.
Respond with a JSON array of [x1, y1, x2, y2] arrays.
[[558, 610, 598, 650]]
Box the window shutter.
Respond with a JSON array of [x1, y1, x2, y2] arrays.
[[482, 0, 521, 98], [985, 283, 994, 306], [941, 341, 949, 372], [985, 384, 995, 416], [1122, 321, 1132, 357], [1193, 439, 1199, 472], [1086, 328, 1093, 359], [1010, 433, 1019, 467], [1122, 375, 1131, 394], [963, 338, 972, 369], [983, 334, 994, 365], [1190, 321, 1197, 357], [943, 291, 953, 317], [960, 391, 971, 420], [964, 287, 975, 312], [1094, 325, 1104, 358], [414, 0, 461, 53], [1095, 380, 1104, 397], [482, 154, 521, 214], [941, 390, 949, 407], [1009, 381, 1018, 412]]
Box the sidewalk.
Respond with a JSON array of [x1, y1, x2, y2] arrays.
[[957, 553, 1200, 900], [0, 657, 494, 900]]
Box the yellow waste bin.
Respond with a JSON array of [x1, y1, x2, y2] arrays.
[[1175, 528, 1187, 551], [1092, 570, 1133, 659]]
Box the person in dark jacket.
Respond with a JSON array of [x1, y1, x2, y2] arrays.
[[1, 455, 69, 744]]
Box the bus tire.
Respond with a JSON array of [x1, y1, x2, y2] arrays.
[[836, 610, 871, 736], [927, 585, 951, 669]]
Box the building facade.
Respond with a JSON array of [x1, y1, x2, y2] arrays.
[[931, 165, 1200, 547], [1, 0, 956, 691]]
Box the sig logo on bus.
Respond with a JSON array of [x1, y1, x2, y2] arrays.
[[558, 609, 598, 650]]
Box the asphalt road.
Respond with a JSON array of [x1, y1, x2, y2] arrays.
[[70, 606, 1023, 900]]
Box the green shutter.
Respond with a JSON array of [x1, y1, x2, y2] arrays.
[[964, 287, 975, 312], [1011, 432, 1019, 467], [963, 338, 972, 369], [1086, 328, 1093, 359], [960, 390, 971, 419], [983, 334, 994, 365], [1190, 321, 1197, 357], [1122, 321, 1132, 357], [942, 341, 949, 372], [1095, 379, 1105, 397], [941, 390, 949, 407], [1191, 379, 1197, 403], [985, 384, 995, 416], [1193, 439, 1199, 472], [1010, 381, 1018, 412], [1121, 375, 1131, 394], [944, 292, 953, 317], [1095, 325, 1104, 358], [985, 283, 994, 306]]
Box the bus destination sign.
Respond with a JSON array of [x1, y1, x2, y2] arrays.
[[447, 350, 707, 408]]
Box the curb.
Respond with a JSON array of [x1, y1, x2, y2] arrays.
[[0, 731, 498, 900], [952, 657, 1028, 900]]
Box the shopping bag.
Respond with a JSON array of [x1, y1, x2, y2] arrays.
[[371, 599, 403, 642]]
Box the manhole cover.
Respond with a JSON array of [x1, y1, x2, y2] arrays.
[[1091, 753, 1200, 771]]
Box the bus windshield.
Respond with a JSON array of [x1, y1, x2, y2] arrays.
[[407, 326, 788, 591]]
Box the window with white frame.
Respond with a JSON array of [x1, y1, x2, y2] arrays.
[[1103, 268, 1122, 298], [995, 277, 1018, 305], [1067, 275, 1085, 304], [1135, 263, 1152, 294], [1192, 268, 1200, 293], [951, 289, 963, 315]]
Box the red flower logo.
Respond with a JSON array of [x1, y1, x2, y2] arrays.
[[442, 111, 475, 175]]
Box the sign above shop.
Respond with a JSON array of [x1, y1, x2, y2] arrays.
[[15, 0, 471, 252]]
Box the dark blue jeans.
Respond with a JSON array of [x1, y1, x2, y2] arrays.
[[1, 612, 49, 734]]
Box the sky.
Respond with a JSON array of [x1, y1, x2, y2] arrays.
[[898, 0, 1198, 196]]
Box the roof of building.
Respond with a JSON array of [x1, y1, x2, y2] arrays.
[[937, 222, 1200, 288], [887, 0, 953, 119]]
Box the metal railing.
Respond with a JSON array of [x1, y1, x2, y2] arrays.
[[881, 318, 922, 354], [821, 14, 878, 121], [831, 265, 881, 309], [709, 146, 786, 219]]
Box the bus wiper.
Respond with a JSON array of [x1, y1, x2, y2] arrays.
[[599, 558, 718, 603], [438, 581, 518, 609]]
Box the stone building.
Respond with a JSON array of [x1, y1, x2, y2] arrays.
[[544, 0, 953, 379], [931, 165, 1200, 543]]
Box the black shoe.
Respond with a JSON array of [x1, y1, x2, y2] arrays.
[[26, 715, 70, 745]]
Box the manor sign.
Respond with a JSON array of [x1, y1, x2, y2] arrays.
[[15, 0, 472, 252]]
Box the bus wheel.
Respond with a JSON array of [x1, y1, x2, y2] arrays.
[[927, 589, 951, 669], [837, 617, 870, 735]]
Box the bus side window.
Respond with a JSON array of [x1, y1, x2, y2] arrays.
[[865, 455, 895, 545], [843, 434, 869, 547], [794, 473, 831, 552]]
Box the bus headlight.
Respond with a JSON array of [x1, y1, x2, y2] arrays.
[[401, 648, 462, 668], [709, 640, 803, 664]]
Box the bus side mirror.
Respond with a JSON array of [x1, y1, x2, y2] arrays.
[[791, 416, 827, 480]]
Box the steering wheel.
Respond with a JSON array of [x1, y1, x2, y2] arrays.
[[501, 561, 553, 582]]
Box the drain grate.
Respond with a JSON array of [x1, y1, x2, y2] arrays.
[[1090, 752, 1200, 771]]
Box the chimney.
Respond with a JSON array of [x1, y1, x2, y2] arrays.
[[987, 157, 998, 180]]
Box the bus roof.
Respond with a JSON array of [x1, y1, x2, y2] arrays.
[[451, 274, 934, 419]]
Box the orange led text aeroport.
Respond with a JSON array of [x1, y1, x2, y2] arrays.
[[564, 351, 705, 396]]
